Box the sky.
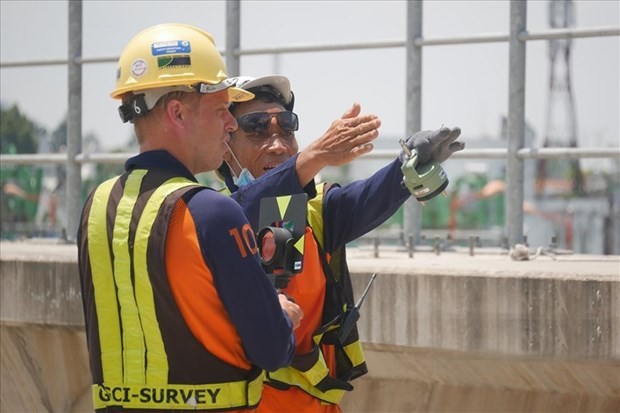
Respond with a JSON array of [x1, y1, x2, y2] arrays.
[[1, 1, 619, 171]]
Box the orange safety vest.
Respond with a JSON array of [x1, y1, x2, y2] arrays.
[[263, 182, 367, 404]]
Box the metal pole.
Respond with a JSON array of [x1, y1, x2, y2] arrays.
[[405, 0, 424, 245], [66, 0, 82, 242], [506, 0, 527, 247], [226, 0, 241, 77]]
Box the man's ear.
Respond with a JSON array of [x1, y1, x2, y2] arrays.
[[165, 99, 185, 125]]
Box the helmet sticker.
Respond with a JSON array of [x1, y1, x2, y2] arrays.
[[131, 59, 147, 77], [158, 55, 191, 69], [151, 40, 191, 56]]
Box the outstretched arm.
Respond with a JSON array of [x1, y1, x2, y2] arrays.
[[324, 126, 464, 251], [323, 159, 411, 251]]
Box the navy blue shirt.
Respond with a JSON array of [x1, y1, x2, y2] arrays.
[[322, 158, 411, 252]]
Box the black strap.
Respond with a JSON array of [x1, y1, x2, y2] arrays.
[[312, 230, 350, 309], [118, 94, 149, 123]]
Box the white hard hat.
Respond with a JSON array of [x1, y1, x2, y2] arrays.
[[231, 75, 294, 110]]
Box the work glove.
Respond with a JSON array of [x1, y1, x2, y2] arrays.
[[399, 126, 464, 165]]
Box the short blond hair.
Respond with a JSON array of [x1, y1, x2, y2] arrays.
[[129, 91, 201, 144]]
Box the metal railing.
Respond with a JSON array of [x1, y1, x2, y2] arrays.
[[3, 147, 619, 166], [1, 0, 619, 245]]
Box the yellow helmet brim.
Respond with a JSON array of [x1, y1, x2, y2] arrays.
[[228, 86, 254, 102]]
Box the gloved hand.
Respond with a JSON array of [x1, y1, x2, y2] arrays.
[[399, 126, 464, 165]]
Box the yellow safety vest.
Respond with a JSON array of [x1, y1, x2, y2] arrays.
[[265, 182, 368, 404], [82, 169, 264, 411]]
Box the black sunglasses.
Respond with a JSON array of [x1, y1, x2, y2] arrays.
[[236, 111, 299, 135]]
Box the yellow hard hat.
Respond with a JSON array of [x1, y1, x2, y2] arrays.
[[111, 23, 252, 104]]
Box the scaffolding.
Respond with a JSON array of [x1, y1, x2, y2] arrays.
[[1, 0, 619, 248]]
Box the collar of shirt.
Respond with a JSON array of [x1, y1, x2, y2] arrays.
[[124, 150, 198, 183]]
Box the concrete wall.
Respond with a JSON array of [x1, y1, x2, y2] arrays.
[[352, 270, 619, 358], [1, 324, 90, 413], [1, 242, 619, 412], [343, 344, 620, 413]]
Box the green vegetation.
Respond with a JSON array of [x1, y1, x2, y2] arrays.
[[1, 104, 43, 238], [1, 104, 128, 239]]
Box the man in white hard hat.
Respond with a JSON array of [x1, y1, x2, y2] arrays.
[[218, 75, 463, 413]]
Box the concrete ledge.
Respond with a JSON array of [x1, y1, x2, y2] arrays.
[[1, 259, 83, 327], [347, 249, 620, 359], [342, 343, 620, 413]]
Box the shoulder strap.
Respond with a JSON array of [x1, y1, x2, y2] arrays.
[[306, 182, 355, 330], [307, 182, 330, 249], [307, 182, 342, 284]]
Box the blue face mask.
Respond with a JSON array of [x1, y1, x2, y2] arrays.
[[226, 142, 255, 188], [233, 167, 255, 187]]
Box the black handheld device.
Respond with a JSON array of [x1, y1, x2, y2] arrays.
[[257, 193, 308, 288], [338, 273, 378, 343]]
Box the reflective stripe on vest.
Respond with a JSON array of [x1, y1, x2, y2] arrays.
[[92, 373, 265, 410], [265, 182, 367, 405], [87, 172, 264, 410]]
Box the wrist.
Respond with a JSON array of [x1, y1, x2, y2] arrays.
[[295, 148, 327, 186]]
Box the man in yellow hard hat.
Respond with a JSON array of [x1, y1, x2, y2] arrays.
[[77, 24, 304, 413]]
